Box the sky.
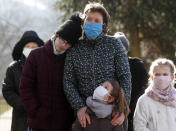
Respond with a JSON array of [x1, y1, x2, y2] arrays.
[[0, 0, 61, 95]]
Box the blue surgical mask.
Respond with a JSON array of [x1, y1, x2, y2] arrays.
[[83, 21, 103, 38]]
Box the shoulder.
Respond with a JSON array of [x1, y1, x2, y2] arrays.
[[104, 35, 122, 45], [102, 35, 125, 54], [66, 40, 82, 56], [27, 46, 44, 62], [129, 57, 147, 70], [8, 61, 20, 70], [5, 61, 22, 75], [129, 57, 144, 65], [137, 94, 152, 106], [31, 46, 44, 56]]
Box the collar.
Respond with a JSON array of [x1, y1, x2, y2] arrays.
[[51, 38, 65, 55], [82, 33, 105, 46]]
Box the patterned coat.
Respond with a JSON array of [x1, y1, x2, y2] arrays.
[[64, 33, 131, 111]]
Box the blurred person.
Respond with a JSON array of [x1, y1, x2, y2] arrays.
[[114, 32, 148, 131], [2, 30, 44, 131], [19, 13, 82, 131], [63, 2, 131, 131], [133, 58, 176, 131]]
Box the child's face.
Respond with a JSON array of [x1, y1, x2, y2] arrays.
[[102, 81, 113, 93], [152, 65, 173, 79], [102, 81, 114, 103], [151, 65, 174, 90]]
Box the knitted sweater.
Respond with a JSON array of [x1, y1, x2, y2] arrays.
[[64, 33, 131, 111]]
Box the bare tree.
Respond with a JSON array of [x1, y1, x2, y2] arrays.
[[0, 0, 60, 95]]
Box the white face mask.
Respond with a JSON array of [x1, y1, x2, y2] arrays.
[[93, 85, 109, 102], [52, 39, 66, 55], [153, 76, 172, 90], [23, 48, 33, 58]]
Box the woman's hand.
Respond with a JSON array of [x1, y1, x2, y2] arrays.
[[111, 112, 125, 126], [77, 106, 91, 128]]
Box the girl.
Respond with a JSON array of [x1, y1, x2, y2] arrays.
[[74, 80, 130, 131], [133, 58, 176, 131]]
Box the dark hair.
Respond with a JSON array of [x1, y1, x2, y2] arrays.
[[108, 80, 130, 117], [83, 2, 110, 34]]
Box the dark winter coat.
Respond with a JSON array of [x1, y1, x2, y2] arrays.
[[127, 57, 148, 131], [2, 57, 27, 131], [74, 108, 124, 131], [64, 33, 131, 111], [19, 40, 74, 131]]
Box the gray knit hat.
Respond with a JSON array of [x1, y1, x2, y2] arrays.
[[114, 32, 130, 51]]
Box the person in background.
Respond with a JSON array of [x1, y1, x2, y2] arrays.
[[64, 2, 131, 131], [19, 13, 82, 131], [2, 30, 44, 131], [133, 58, 176, 131], [114, 32, 148, 131]]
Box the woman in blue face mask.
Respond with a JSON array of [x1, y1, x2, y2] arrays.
[[63, 2, 131, 131], [82, 3, 108, 39]]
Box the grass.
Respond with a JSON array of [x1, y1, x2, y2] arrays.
[[0, 99, 11, 115]]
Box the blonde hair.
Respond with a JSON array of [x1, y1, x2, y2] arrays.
[[148, 58, 176, 85]]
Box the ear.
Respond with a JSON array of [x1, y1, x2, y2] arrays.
[[102, 23, 106, 32], [171, 74, 174, 82]]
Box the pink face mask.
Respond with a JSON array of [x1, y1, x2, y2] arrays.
[[153, 76, 172, 90]]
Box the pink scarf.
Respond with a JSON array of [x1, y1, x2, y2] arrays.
[[145, 85, 176, 108]]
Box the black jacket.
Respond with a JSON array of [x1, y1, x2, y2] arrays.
[[2, 57, 27, 131], [128, 57, 148, 131]]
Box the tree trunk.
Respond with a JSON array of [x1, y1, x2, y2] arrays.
[[129, 31, 141, 57]]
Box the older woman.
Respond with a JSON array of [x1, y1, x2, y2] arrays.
[[2, 30, 44, 131]]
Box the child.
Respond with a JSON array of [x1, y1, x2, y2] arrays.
[[74, 80, 130, 131], [133, 58, 176, 131]]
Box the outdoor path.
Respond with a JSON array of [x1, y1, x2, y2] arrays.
[[0, 108, 12, 131]]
